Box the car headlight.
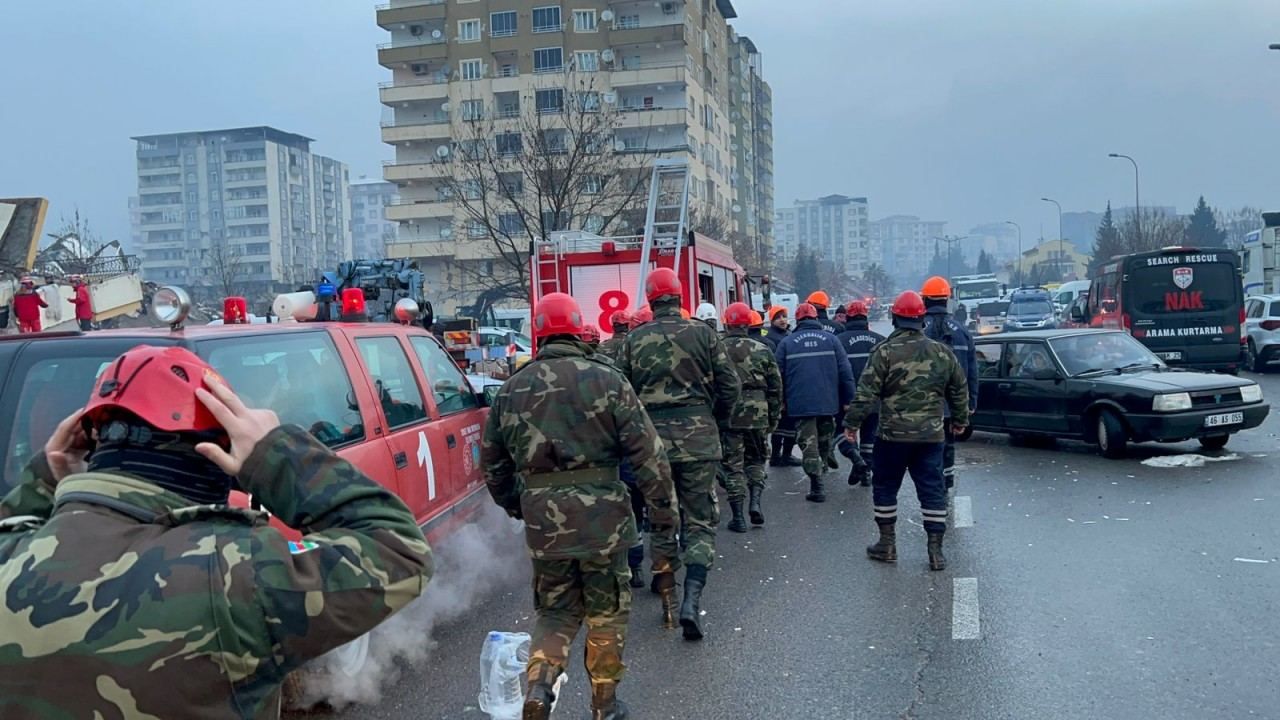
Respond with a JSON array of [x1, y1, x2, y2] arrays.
[[1240, 384, 1263, 404], [1153, 392, 1192, 412]]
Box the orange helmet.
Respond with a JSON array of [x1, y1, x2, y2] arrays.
[[921, 276, 951, 299], [645, 268, 682, 301], [748, 310, 764, 327], [768, 306, 788, 321], [532, 292, 585, 339], [795, 303, 818, 321], [806, 291, 830, 309], [722, 302, 753, 328], [891, 291, 927, 320], [846, 300, 869, 318]]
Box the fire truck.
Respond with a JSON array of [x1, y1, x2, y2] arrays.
[[529, 160, 749, 339]]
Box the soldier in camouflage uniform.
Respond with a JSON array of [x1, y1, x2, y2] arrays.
[[594, 309, 647, 588], [596, 309, 632, 363], [0, 346, 431, 719], [719, 303, 783, 531], [615, 268, 741, 641], [844, 291, 970, 571], [483, 293, 679, 720]]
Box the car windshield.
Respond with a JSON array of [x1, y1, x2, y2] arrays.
[[977, 302, 1009, 318], [1009, 300, 1053, 316], [1050, 333, 1164, 376], [955, 281, 1000, 301]]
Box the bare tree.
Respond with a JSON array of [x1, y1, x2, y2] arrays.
[[439, 71, 660, 312], [1119, 208, 1185, 254], [1215, 205, 1263, 249], [202, 243, 245, 299]]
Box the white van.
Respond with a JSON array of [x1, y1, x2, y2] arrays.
[[1053, 280, 1090, 314]]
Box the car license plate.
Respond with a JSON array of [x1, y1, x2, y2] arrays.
[[1159, 351, 1183, 361], [1204, 412, 1244, 428]]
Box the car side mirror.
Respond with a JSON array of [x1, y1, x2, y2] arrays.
[[1032, 368, 1060, 382]]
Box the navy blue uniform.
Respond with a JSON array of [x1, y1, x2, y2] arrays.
[[923, 306, 978, 492], [776, 319, 856, 485], [835, 320, 886, 481]]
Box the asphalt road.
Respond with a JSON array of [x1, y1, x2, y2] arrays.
[[299, 370, 1280, 720]]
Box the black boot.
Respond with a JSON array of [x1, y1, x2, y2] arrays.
[[628, 545, 644, 588], [523, 681, 555, 720], [927, 532, 946, 571], [866, 520, 897, 563], [805, 476, 826, 503], [679, 565, 708, 641], [591, 682, 629, 720], [728, 500, 748, 533], [780, 439, 802, 467], [769, 435, 784, 466], [847, 458, 869, 487], [748, 486, 764, 525]]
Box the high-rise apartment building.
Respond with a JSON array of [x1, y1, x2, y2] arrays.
[[375, 0, 762, 312], [871, 215, 947, 284], [774, 195, 874, 279], [727, 31, 774, 262], [350, 178, 400, 259], [131, 126, 351, 300]]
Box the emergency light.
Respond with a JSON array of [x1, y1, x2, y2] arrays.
[[340, 288, 367, 321], [222, 297, 248, 325]]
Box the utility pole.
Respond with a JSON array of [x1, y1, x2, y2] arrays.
[[1108, 153, 1140, 248]]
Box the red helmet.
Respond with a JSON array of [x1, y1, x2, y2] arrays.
[[795, 303, 818, 321], [846, 300, 869, 318], [533, 292, 585, 339], [609, 309, 632, 329], [722, 302, 753, 327], [581, 324, 601, 343], [891, 291, 927, 319], [630, 305, 654, 328], [82, 346, 227, 433], [645, 268, 682, 301]]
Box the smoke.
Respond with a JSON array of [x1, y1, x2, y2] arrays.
[[289, 503, 529, 711]]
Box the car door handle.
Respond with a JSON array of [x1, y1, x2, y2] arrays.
[[998, 383, 1013, 391], [394, 451, 408, 469], [447, 434, 457, 449]]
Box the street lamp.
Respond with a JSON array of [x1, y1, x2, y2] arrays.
[[1108, 153, 1140, 247], [938, 235, 969, 280], [1269, 43, 1280, 50], [1041, 197, 1064, 280], [1004, 221, 1022, 286]]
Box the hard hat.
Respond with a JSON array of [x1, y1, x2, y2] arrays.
[[680, 308, 691, 320], [921, 276, 952, 299], [846, 300, 869, 318], [768, 306, 788, 321], [891, 291, 927, 320], [795, 303, 818, 321], [631, 305, 654, 327], [645, 268, 682, 301], [749, 310, 764, 327], [609, 309, 632, 329], [82, 346, 227, 434], [722, 302, 753, 327], [806, 291, 830, 308], [581, 324, 601, 343], [532, 292, 585, 339], [695, 303, 718, 321]]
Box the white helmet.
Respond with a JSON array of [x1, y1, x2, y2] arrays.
[[694, 303, 718, 322]]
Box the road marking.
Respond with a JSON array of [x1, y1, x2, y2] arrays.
[[953, 496, 974, 528], [1233, 557, 1272, 564], [952, 578, 981, 640]]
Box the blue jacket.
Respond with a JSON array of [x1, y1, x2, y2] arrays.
[[836, 319, 886, 381], [815, 309, 843, 335], [923, 306, 978, 415], [775, 319, 856, 417]]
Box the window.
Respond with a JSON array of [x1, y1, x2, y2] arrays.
[[461, 99, 485, 121], [573, 9, 597, 31], [583, 214, 605, 233], [355, 337, 428, 429], [498, 212, 523, 234], [541, 210, 569, 231], [616, 14, 640, 29], [460, 59, 483, 80], [468, 219, 488, 237], [1271, 301, 1280, 318], [1007, 342, 1055, 379], [975, 343, 1003, 379], [462, 179, 482, 200], [536, 88, 564, 113], [1246, 299, 1263, 319], [541, 129, 568, 154], [534, 47, 564, 73], [199, 332, 364, 447], [410, 337, 480, 415], [532, 6, 562, 32], [576, 91, 601, 112], [495, 132, 523, 157], [574, 50, 599, 72], [457, 19, 481, 42], [581, 174, 603, 194], [490, 10, 517, 37]]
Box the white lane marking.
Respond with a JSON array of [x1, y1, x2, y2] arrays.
[[953, 496, 974, 528], [952, 577, 981, 640], [1233, 557, 1272, 564]]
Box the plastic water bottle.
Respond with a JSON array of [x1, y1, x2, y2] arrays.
[[478, 631, 531, 720]]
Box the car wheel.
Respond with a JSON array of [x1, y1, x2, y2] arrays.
[[1199, 434, 1230, 451], [1247, 341, 1265, 374], [1096, 410, 1128, 459]]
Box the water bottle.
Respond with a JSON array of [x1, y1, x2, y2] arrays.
[[478, 631, 531, 720]]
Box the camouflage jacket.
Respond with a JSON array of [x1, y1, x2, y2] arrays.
[[483, 338, 679, 561], [596, 332, 627, 364], [614, 303, 742, 462], [0, 426, 432, 720], [723, 331, 783, 432], [843, 328, 970, 443]]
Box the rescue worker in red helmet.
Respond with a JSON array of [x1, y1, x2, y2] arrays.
[[582, 324, 602, 350], [484, 292, 678, 719], [598, 309, 632, 363], [844, 291, 970, 571], [719, 303, 782, 530], [12, 276, 48, 334], [920, 276, 978, 510], [834, 300, 886, 486], [70, 274, 94, 332], [630, 305, 653, 329], [0, 346, 432, 717]]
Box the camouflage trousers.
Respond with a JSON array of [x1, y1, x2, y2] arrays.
[[527, 551, 631, 687], [797, 416, 835, 480], [656, 460, 719, 569], [720, 429, 769, 504]]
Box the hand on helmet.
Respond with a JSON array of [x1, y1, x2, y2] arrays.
[[45, 411, 92, 482], [194, 379, 280, 477]]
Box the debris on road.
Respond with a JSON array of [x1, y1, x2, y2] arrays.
[[1140, 453, 1242, 468]]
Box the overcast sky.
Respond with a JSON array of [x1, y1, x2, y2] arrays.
[[1, 0, 1277, 251]]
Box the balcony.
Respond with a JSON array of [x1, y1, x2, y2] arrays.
[[386, 199, 453, 221], [376, 0, 445, 28], [387, 238, 498, 261], [380, 76, 450, 104], [608, 61, 686, 88], [381, 118, 452, 144], [378, 37, 447, 66], [616, 107, 688, 130], [608, 20, 686, 48], [383, 160, 447, 182]]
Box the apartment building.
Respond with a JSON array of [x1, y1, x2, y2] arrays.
[[774, 195, 874, 280], [131, 126, 351, 300], [375, 0, 753, 312], [871, 215, 947, 284], [727, 30, 774, 264], [350, 178, 400, 259]]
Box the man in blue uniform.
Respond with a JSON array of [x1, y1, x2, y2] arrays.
[[835, 300, 885, 487], [920, 276, 978, 509]]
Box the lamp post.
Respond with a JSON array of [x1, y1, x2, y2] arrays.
[[1041, 197, 1064, 280], [939, 235, 969, 281], [1269, 43, 1280, 50], [1108, 153, 1140, 247], [1004, 220, 1022, 286]]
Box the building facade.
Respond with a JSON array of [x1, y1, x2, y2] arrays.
[[871, 215, 947, 285], [350, 178, 400, 259], [774, 195, 873, 280], [131, 126, 351, 301], [1015, 239, 1089, 283], [727, 31, 774, 265], [375, 0, 764, 312]]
